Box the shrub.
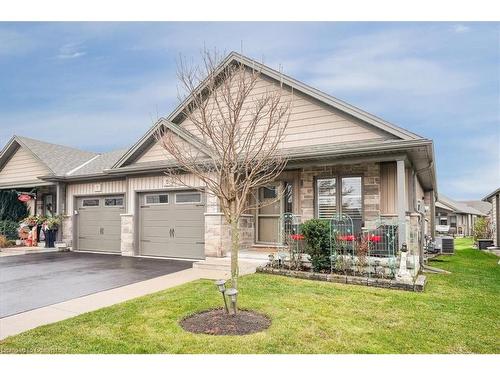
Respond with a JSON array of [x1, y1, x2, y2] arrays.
[[473, 217, 492, 240], [0, 235, 8, 248], [0, 191, 29, 221], [0, 220, 20, 240], [301, 219, 332, 272]]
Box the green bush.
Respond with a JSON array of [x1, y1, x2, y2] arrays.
[[473, 217, 492, 240], [301, 219, 332, 272], [0, 191, 29, 221], [0, 220, 20, 240]]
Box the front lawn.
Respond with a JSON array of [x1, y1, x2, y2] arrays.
[[1, 237, 499, 353]]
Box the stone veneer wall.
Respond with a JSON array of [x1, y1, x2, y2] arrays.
[[120, 214, 134, 256], [61, 215, 73, 248], [298, 162, 381, 228], [204, 213, 254, 257]]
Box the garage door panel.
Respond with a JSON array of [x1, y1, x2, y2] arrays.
[[174, 227, 204, 239], [77, 196, 124, 253], [139, 191, 205, 259]]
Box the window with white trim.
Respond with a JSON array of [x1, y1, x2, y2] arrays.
[[317, 178, 337, 219], [145, 194, 168, 205], [175, 192, 202, 204], [316, 176, 363, 234]]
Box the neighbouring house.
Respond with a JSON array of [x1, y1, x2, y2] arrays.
[[435, 195, 488, 237], [0, 52, 437, 274], [482, 188, 500, 247]]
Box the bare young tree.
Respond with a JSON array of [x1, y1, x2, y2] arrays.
[[157, 50, 292, 289]]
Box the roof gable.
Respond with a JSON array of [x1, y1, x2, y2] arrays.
[[0, 142, 52, 187], [168, 51, 424, 142], [112, 119, 212, 169]]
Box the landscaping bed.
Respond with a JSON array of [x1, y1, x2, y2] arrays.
[[256, 266, 426, 292], [180, 308, 271, 335]]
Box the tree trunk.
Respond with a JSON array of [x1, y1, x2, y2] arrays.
[[229, 203, 240, 290]]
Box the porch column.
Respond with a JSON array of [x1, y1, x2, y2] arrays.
[[430, 190, 436, 238], [396, 159, 407, 249], [55, 182, 66, 241]]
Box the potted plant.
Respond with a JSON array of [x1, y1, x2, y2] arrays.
[[44, 215, 62, 248], [22, 215, 38, 229], [35, 215, 45, 244]]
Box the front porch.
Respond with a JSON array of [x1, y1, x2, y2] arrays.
[[205, 158, 431, 275], [0, 182, 67, 245]]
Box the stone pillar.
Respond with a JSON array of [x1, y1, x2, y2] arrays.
[[61, 215, 73, 248], [120, 214, 135, 256]]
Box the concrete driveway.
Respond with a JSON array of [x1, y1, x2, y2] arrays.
[[0, 252, 193, 318]]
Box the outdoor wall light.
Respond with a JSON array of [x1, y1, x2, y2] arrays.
[[401, 243, 408, 252], [215, 279, 229, 313], [225, 288, 238, 315]]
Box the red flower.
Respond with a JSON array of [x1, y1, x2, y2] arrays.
[[290, 234, 305, 240], [368, 235, 382, 243], [338, 235, 355, 241]]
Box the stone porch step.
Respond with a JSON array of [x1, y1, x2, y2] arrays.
[[193, 256, 267, 276]]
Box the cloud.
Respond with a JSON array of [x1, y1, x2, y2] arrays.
[[298, 29, 474, 96], [452, 24, 471, 33], [57, 43, 86, 59]]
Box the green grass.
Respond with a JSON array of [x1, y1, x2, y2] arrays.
[[1, 237, 499, 353]]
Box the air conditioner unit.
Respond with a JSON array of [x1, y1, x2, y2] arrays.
[[435, 236, 455, 254]]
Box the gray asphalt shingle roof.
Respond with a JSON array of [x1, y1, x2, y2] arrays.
[[438, 194, 486, 216], [5, 136, 127, 178], [16, 136, 97, 176], [459, 200, 492, 216], [68, 149, 127, 176]]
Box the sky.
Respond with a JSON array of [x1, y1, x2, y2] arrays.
[[0, 22, 498, 200]]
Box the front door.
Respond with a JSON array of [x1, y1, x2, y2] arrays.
[[256, 183, 283, 244]]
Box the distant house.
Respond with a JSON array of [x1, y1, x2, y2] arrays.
[[0, 52, 438, 273], [435, 195, 488, 236], [482, 188, 500, 247]]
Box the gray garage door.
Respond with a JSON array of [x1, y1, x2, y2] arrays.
[[139, 191, 205, 259], [77, 196, 125, 253]]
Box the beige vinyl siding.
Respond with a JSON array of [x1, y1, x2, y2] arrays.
[[380, 162, 397, 215], [0, 146, 51, 185], [126, 173, 206, 214], [178, 74, 391, 149], [66, 179, 127, 213], [135, 141, 173, 163], [132, 132, 204, 165]]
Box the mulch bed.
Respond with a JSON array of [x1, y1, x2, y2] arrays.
[[180, 308, 271, 335]]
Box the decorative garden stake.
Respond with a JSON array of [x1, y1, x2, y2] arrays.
[[396, 243, 413, 283], [225, 288, 238, 315], [215, 279, 229, 313]]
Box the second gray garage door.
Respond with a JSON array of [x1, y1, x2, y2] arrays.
[[77, 196, 124, 253], [139, 191, 205, 259]]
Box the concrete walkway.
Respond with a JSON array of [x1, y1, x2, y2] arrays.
[[0, 259, 263, 340], [0, 246, 58, 257]]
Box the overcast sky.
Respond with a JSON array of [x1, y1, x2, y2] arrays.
[[0, 22, 498, 200]]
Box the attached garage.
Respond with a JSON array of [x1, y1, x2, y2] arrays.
[[139, 190, 205, 259], [76, 195, 125, 253]]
